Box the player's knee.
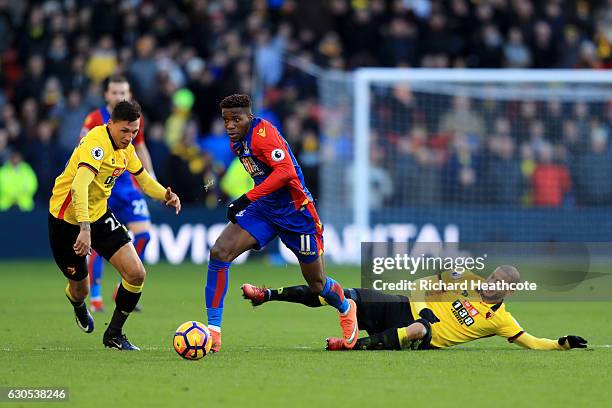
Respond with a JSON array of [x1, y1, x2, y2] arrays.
[[408, 322, 427, 340], [125, 263, 146, 286], [307, 277, 325, 294], [210, 242, 234, 262]]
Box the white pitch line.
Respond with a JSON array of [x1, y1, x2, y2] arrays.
[[3, 345, 609, 352]]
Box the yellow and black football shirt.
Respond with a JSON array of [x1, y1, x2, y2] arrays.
[[49, 125, 144, 225], [410, 271, 523, 348]]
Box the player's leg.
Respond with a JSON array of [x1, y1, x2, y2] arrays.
[[111, 192, 151, 311], [88, 251, 105, 312], [90, 210, 140, 350], [117, 220, 151, 311], [327, 319, 432, 351], [102, 243, 144, 350], [127, 220, 151, 260], [206, 219, 267, 352], [48, 214, 94, 333], [278, 202, 359, 348], [242, 283, 353, 307], [294, 254, 359, 348]]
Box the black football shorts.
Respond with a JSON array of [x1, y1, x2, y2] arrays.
[[345, 288, 415, 335], [48, 209, 131, 280]]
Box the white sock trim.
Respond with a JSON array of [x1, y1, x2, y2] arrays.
[[340, 300, 351, 316], [208, 325, 221, 333]]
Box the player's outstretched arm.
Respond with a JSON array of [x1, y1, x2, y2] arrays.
[[135, 143, 157, 179], [510, 332, 588, 350], [133, 169, 181, 214]]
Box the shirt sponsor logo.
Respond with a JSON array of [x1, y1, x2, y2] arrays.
[[112, 168, 125, 177], [452, 299, 475, 326], [240, 156, 265, 177]]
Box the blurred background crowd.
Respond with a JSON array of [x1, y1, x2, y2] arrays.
[[0, 0, 611, 212]]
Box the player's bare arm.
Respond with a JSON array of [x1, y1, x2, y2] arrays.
[[135, 143, 156, 179]]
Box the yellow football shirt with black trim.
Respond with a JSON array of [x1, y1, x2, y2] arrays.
[[410, 271, 523, 348], [49, 125, 144, 225]]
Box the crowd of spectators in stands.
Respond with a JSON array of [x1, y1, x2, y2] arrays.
[[371, 91, 612, 208], [0, 0, 610, 211]]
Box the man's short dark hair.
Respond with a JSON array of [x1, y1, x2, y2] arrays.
[[103, 74, 129, 91], [111, 100, 141, 122], [219, 94, 252, 109]]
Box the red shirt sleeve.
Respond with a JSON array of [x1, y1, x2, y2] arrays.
[[79, 111, 102, 141], [245, 123, 298, 202]]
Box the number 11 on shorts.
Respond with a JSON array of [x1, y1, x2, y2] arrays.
[[300, 235, 311, 252]]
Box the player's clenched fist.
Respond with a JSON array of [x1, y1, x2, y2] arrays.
[[226, 194, 251, 223], [164, 187, 181, 214]]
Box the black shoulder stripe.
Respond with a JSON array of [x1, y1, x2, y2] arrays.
[[507, 331, 525, 343], [78, 162, 99, 175], [131, 167, 144, 176]]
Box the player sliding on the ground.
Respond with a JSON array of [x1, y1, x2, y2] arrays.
[[205, 94, 358, 352], [242, 265, 588, 351], [48, 100, 181, 351]]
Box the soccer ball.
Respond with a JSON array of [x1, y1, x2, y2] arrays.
[[173, 321, 213, 360]]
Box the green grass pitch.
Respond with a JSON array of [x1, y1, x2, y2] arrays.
[[1, 260, 611, 407]]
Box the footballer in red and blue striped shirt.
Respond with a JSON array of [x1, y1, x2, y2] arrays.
[[204, 94, 359, 353]]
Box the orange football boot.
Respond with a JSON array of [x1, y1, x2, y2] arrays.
[[209, 327, 222, 353], [241, 283, 268, 306], [339, 299, 359, 349]]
